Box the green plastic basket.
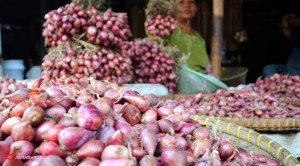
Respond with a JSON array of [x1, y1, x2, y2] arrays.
[[176, 65, 228, 94]]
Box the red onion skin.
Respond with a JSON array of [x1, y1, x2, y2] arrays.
[[114, 120, 134, 138], [161, 98, 177, 108], [4, 136, 14, 145], [175, 136, 188, 150], [10, 140, 34, 157], [29, 90, 48, 108], [0, 141, 11, 165], [67, 107, 78, 116], [122, 91, 150, 112], [76, 94, 96, 107], [133, 123, 145, 136], [178, 121, 199, 136], [219, 141, 236, 161], [253, 154, 268, 163], [1, 117, 23, 135], [139, 155, 159, 166], [266, 159, 282, 166], [144, 122, 160, 134], [105, 115, 115, 127], [89, 79, 108, 96], [22, 106, 46, 127], [31, 78, 44, 89], [122, 104, 142, 126], [104, 89, 121, 101], [107, 130, 128, 146], [221, 161, 230, 166], [173, 105, 184, 114], [161, 146, 187, 166], [192, 148, 211, 166], [143, 94, 159, 107], [140, 128, 158, 156], [11, 122, 35, 141], [157, 106, 174, 117], [10, 101, 30, 117], [193, 127, 211, 140], [5, 88, 32, 104], [92, 98, 113, 116], [41, 155, 66, 166], [77, 157, 101, 166], [0, 111, 8, 127], [37, 141, 69, 157], [58, 127, 94, 151], [101, 145, 129, 160], [46, 105, 66, 121], [59, 98, 74, 110], [24, 155, 44, 166], [75, 140, 105, 159], [236, 150, 254, 165], [34, 120, 56, 142], [232, 153, 247, 166], [99, 159, 135, 166], [76, 104, 104, 131], [44, 88, 64, 98], [43, 124, 65, 143], [186, 150, 196, 164], [158, 119, 174, 135], [182, 110, 191, 122], [2, 154, 23, 166], [65, 155, 79, 166], [158, 135, 177, 152], [58, 117, 76, 127], [141, 109, 157, 123], [164, 114, 183, 125], [113, 103, 123, 114], [191, 139, 212, 158], [131, 137, 141, 148], [131, 146, 147, 160], [97, 127, 116, 145]]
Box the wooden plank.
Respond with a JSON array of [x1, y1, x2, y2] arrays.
[[211, 0, 224, 78]]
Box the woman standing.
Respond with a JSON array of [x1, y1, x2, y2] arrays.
[[167, 0, 210, 73]]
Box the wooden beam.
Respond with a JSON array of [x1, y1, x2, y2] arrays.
[[211, 0, 224, 79]]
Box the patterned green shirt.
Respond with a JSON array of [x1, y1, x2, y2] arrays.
[[167, 28, 210, 72]]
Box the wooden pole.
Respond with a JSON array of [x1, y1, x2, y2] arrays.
[[211, 0, 224, 79]]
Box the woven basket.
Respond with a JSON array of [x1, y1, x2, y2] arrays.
[[160, 94, 300, 131], [191, 115, 300, 166], [284, 99, 300, 107], [195, 116, 300, 132]]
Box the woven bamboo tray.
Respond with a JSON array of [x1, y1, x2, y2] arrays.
[[191, 115, 300, 166], [194, 116, 300, 132], [284, 99, 300, 107], [160, 94, 300, 131]]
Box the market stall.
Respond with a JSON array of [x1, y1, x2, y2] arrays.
[[0, 0, 300, 165]]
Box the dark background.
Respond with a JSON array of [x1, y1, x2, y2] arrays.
[[0, 0, 299, 83]]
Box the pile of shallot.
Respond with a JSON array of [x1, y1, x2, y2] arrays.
[[145, 0, 177, 37], [251, 73, 300, 101], [0, 77, 27, 96], [42, 1, 135, 85], [0, 78, 282, 165], [122, 39, 177, 93], [162, 88, 300, 118], [43, 2, 132, 47], [145, 14, 176, 37], [41, 45, 134, 85]]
